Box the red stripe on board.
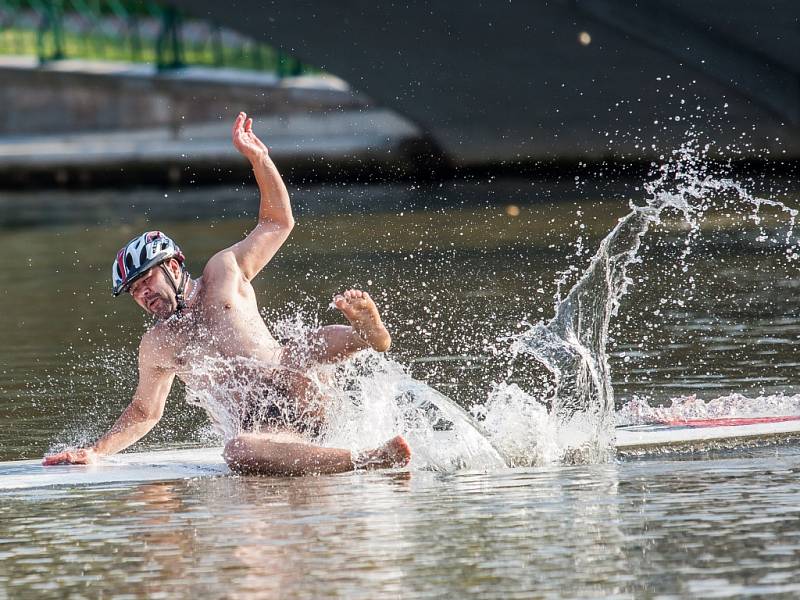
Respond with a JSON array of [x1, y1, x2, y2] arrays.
[[664, 416, 800, 428]]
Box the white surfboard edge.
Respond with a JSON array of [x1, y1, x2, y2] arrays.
[[615, 419, 800, 455], [4, 420, 800, 491]]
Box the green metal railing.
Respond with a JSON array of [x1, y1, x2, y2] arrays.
[[0, 0, 309, 75]]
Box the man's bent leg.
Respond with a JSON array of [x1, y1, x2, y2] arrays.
[[288, 290, 392, 366], [333, 290, 391, 353], [296, 325, 369, 364], [223, 431, 411, 476]]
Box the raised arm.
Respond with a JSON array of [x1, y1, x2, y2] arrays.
[[213, 112, 295, 282], [43, 335, 174, 465]]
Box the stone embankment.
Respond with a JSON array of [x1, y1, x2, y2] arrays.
[[0, 57, 425, 188]]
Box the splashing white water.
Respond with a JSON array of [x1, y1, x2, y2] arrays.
[[183, 137, 799, 470], [494, 136, 797, 462], [618, 393, 800, 426], [318, 353, 507, 470]]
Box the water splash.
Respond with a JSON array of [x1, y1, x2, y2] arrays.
[[618, 393, 800, 426], [318, 353, 507, 471], [182, 137, 799, 470], [502, 137, 797, 462]]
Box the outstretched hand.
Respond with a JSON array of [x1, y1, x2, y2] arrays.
[[232, 111, 269, 162], [42, 447, 97, 466]]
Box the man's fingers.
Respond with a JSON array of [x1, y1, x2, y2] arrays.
[[42, 452, 68, 465], [231, 111, 270, 158], [42, 450, 91, 465], [232, 112, 246, 137]]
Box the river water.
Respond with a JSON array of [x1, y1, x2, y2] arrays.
[[2, 172, 800, 597]]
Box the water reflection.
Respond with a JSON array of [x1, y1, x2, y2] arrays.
[[618, 454, 800, 596], [5, 454, 800, 597]]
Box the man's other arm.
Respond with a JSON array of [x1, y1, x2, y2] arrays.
[[43, 335, 174, 465]]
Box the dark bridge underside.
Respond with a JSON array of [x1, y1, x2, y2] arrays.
[[168, 0, 800, 166]]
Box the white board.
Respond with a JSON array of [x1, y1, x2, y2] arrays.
[[4, 417, 800, 490], [615, 417, 800, 455], [0, 447, 228, 491]]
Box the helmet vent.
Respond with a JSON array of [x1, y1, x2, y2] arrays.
[[125, 253, 135, 271]]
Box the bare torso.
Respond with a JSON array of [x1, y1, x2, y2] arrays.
[[146, 254, 285, 420]]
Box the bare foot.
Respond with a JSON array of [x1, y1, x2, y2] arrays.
[[334, 289, 392, 352], [355, 435, 412, 470]]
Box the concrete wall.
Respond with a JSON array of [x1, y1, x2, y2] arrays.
[[0, 59, 426, 188], [0, 60, 363, 135]]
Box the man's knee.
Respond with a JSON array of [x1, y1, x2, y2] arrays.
[[223, 436, 251, 473]]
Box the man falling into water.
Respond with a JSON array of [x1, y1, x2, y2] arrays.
[[43, 112, 411, 474]]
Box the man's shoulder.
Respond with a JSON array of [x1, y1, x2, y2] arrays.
[[203, 249, 249, 289], [204, 249, 240, 276]]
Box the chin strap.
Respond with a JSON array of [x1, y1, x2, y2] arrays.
[[159, 263, 189, 315]]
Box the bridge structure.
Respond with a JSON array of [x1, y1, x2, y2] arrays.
[[168, 0, 800, 167]]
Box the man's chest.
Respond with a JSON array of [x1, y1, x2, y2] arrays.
[[173, 301, 273, 363]]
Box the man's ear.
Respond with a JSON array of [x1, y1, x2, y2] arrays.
[[167, 258, 182, 279]]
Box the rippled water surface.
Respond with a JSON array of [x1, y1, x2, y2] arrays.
[[2, 179, 800, 597], [4, 450, 800, 598]]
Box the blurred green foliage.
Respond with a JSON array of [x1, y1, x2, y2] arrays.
[[0, 0, 311, 75]]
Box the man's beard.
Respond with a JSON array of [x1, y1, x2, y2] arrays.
[[149, 295, 175, 320]]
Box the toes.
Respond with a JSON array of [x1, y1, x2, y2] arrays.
[[339, 289, 373, 307], [344, 289, 366, 301], [333, 295, 349, 311]]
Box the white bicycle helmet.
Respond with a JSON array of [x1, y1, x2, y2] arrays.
[[112, 231, 186, 297]]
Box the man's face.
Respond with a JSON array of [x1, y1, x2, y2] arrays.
[[128, 261, 179, 319]]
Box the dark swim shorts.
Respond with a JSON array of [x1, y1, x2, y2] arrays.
[[239, 378, 321, 437]]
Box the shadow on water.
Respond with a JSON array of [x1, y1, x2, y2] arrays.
[[0, 175, 649, 228]]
